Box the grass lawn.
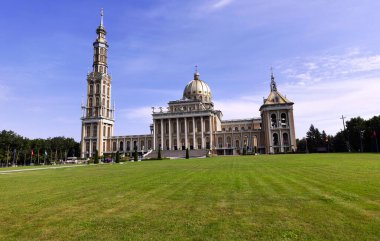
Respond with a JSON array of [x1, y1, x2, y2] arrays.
[[0, 154, 379, 241]]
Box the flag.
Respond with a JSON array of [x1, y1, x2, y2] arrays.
[[31, 149, 34, 156]]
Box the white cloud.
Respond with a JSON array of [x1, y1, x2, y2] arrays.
[[212, 0, 234, 9], [277, 49, 380, 137]]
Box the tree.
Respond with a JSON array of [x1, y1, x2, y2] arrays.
[[94, 150, 99, 164], [134, 150, 138, 162], [186, 148, 189, 159], [157, 147, 162, 160], [115, 151, 120, 163]]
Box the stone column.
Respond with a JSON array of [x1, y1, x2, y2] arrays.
[[81, 123, 86, 158], [209, 116, 213, 150], [168, 119, 172, 150], [201, 116, 205, 148], [153, 119, 156, 150], [184, 117, 188, 149], [176, 118, 180, 150], [89, 140, 93, 158], [192, 117, 196, 149], [160, 119, 164, 150]]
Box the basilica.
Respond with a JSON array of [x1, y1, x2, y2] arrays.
[[80, 11, 297, 158]]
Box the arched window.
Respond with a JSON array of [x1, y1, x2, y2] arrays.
[[133, 141, 137, 150], [96, 98, 99, 106], [273, 133, 279, 146], [235, 140, 240, 148], [218, 137, 223, 148], [281, 113, 287, 127], [119, 141, 124, 151], [89, 98, 93, 107], [96, 84, 100, 94], [92, 125, 97, 137], [227, 136, 231, 148], [89, 85, 93, 95], [271, 114, 277, 128], [189, 121, 193, 133], [197, 120, 201, 132], [141, 140, 145, 150], [86, 126, 91, 137], [283, 133, 289, 146], [235, 127, 239, 131]]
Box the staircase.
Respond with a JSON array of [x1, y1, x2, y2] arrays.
[[143, 149, 209, 160]]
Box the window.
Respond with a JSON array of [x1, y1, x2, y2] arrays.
[[283, 133, 289, 146], [96, 84, 100, 94], [108, 127, 111, 136], [235, 140, 240, 148], [107, 87, 110, 96], [89, 98, 93, 107], [281, 113, 287, 127], [218, 137, 223, 148], [89, 85, 93, 95], [103, 126, 106, 136], [271, 114, 277, 128], [141, 140, 145, 150], [113, 142, 117, 151], [119, 141, 124, 151], [93, 125, 97, 137], [273, 133, 279, 146], [227, 136, 231, 148], [86, 126, 91, 137], [235, 127, 239, 131], [148, 140, 152, 149], [189, 121, 193, 133], [96, 98, 99, 106]]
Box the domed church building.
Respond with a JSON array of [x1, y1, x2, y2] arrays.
[[80, 11, 297, 158]]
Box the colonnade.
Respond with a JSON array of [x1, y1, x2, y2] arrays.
[[153, 116, 213, 150]]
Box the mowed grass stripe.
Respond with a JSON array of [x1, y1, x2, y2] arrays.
[[0, 154, 379, 241]]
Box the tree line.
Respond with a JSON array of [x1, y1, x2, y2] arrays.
[[0, 130, 80, 167], [297, 115, 380, 153]]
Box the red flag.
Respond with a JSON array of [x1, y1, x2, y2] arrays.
[[31, 149, 34, 156]]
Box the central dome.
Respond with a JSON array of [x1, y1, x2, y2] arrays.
[[183, 71, 212, 103]]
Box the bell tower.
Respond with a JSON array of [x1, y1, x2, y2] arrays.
[[260, 71, 296, 154], [80, 9, 115, 158]]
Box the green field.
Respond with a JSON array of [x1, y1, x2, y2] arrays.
[[0, 154, 379, 241]]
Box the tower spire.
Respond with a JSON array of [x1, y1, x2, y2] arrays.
[[100, 8, 104, 26], [194, 65, 200, 80], [270, 67, 277, 92]]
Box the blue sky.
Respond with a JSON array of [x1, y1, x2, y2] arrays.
[[1, 0, 380, 141]]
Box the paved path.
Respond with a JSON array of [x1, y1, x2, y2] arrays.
[[0, 165, 87, 174]]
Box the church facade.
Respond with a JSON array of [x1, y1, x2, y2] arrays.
[[80, 12, 297, 158]]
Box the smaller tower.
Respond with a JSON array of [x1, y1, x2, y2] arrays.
[[260, 71, 296, 153]]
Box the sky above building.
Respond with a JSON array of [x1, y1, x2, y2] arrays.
[[1, 0, 380, 141]]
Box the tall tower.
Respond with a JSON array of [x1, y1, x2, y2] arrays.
[[81, 9, 115, 158], [260, 71, 296, 154]]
